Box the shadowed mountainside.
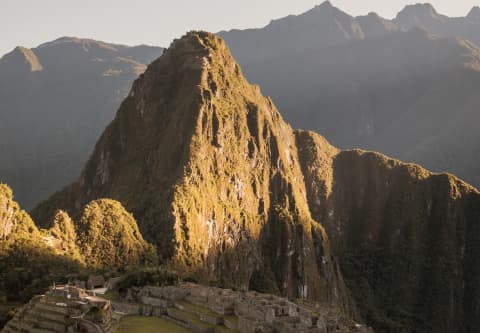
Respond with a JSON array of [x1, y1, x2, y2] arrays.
[[219, 1, 480, 189], [0, 37, 163, 209], [32, 32, 480, 333]]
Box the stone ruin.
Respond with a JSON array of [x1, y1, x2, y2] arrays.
[[112, 283, 373, 333], [1, 284, 114, 333]]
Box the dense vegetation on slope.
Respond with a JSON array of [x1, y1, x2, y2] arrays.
[[0, 184, 83, 326], [0, 184, 156, 327], [77, 199, 157, 268], [0, 38, 163, 209], [33, 32, 354, 314], [32, 31, 480, 332], [296, 131, 480, 332]]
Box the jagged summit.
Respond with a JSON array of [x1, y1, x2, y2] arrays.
[[356, 11, 399, 36], [318, 0, 333, 7], [168, 30, 229, 58], [304, 0, 352, 19], [398, 3, 439, 16], [395, 3, 446, 27], [313, 0, 336, 11]]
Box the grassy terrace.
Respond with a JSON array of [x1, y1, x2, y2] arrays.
[[176, 300, 218, 316], [117, 316, 194, 333]]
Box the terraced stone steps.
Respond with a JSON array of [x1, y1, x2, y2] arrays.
[[1, 301, 68, 333], [23, 315, 66, 332], [2, 295, 115, 333], [114, 284, 372, 333]]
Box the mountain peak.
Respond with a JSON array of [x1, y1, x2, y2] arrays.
[[318, 0, 333, 8], [395, 3, 441, 22], [402, 3, 437, 14], [0, 46, 43, 72], [37, 36, 121, 52], [311, 0, 347, 15], [467, 6, 480, 22], [157, 31, 238, 88], [394, 3, 447, 29], [169, 31, 224, 55]]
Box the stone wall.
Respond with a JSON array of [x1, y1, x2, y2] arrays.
[[113, 283, 373, 333]]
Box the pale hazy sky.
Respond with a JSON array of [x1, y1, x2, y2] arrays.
[[1, 0, 479, 56]]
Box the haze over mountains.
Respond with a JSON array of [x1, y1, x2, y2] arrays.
[[220, 1, 480, 189], [0, 38, 163, 208], [2, 2, 480, 211], [1, 2, 480, 331]]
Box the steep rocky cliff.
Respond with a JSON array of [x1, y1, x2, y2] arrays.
[[33, 32, 353, 313], [32, 32, 480, 332], [297, 131, 480, 332]]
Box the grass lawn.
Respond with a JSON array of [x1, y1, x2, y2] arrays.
[[117, 316, 194, 333]]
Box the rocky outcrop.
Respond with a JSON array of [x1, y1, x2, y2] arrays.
[[32, 32, 480, 332]]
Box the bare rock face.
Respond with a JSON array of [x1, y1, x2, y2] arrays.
[[33, 32, 480, 332]]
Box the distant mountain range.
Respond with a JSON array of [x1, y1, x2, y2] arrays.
[[220, 1, 480, 189], [0, 38, 163, 208], [2, 2, 480, 210]]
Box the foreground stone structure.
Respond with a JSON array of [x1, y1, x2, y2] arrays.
[[1, 285, 114, 333], [113, 283, 372, 333]]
